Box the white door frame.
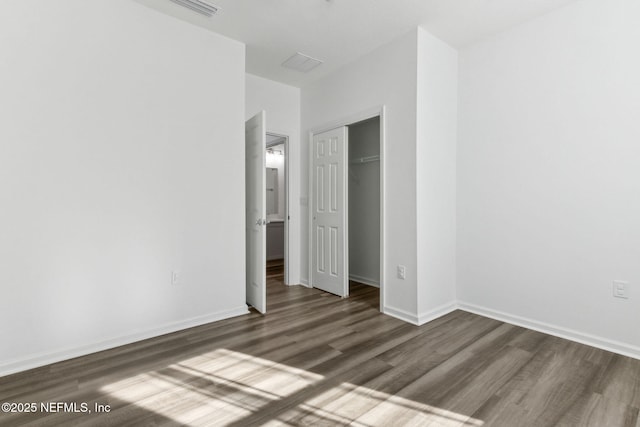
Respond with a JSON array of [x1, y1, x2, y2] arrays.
[[266, 132, 290, 285], [308, 105, 386, 311]]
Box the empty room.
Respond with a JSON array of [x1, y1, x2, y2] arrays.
[[1, 0, 638, 426]]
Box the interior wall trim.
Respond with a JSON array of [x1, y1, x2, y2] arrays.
[[417, 302, 458, 326], [383, 304, 420, 325], [385, 299, 640, 360], [349, 274, 380, 288], [0, 306, 249, 377], [458, 301, 640, 361], [384, 302, 457, 326]]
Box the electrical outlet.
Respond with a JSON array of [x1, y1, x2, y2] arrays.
[[613, 280, 629, 299], [397, 265, 406, 280], [172, 271, 180, 286]]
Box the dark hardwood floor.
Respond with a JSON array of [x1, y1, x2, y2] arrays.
[[266, 259, 284, 280], [1, 275, 639, 426]]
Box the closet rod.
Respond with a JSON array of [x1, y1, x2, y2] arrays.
[[350, 155, 380, 164]]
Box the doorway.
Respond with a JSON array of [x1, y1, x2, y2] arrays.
[[244, 111, 291, 314], [266, 133, 289, 286], [347, 117, 380, 293], [309, 109, 384, 310]]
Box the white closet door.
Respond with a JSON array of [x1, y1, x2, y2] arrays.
[[245, 111, 267, 314], [312, 127, 348, 297]]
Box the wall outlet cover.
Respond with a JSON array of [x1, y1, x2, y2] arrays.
[[613, 280, 629, 299]]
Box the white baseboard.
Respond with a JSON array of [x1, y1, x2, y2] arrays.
[[383, 301, 457, 326], [0, 306, 250, 377], [383, 305, 419, 325], [417, 302, 458, 325], [457, 301, 640, 361], [349, 274, 379, 288], [5, 298, 638, 377], [300, 278, 311, 288]]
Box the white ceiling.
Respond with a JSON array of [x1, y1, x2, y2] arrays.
[[135, 0, 578, 88]]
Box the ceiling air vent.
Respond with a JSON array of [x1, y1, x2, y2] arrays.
[[282, 52, 323, 73], [169, 0, 221, 17]]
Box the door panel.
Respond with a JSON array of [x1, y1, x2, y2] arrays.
[[316, 226, 325, 272], [330, 163, 338, 212], [312, 127, 348, 297], [316, 165, 325, 212], [245, 111, 267, 314]]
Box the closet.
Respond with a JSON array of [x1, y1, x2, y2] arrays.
[[348, 117, 380, 288]]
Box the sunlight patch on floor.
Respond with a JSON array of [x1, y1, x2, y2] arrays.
[[267, 382, 485, 426], [100, 349, 483, 426], [100, 348, 324, 425]]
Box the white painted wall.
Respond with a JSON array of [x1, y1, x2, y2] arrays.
[[245, 74, 301, 285], [348, 118, 381, 287], [0, 0, 247, 375], [458, 0, 640, 355], [416, 28, 458, 321], [302, 30, 419, 318]]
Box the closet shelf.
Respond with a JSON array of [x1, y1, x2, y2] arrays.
[[350, 155, 380, 164]]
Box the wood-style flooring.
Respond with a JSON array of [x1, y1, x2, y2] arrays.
[[1, 274, 639, 426], [266, 259, 284, 279]]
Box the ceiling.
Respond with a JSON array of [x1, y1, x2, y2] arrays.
[[135, 0, 578, 88]]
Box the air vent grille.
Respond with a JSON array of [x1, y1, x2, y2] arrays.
[[169, 0, 221, 17], [282, 52, 323, 73]]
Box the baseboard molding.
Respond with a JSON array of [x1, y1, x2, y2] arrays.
[[417, 302, 458, 326], [383, 305, 419, 325], [457, 301, 640, 361], [383, 301, 458, 326], [0, 306, 250, 377], [349, 274, 379, 288], [300, 278, 311, 288], [5, 297, 638, 377]]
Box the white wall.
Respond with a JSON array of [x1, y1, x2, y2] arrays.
[[416, 28, 458, 321], [302, 30, 419, 318], [0, 0, 247, 375], [348, 118, 381, 287], [245, 74, 301, 285], [458, 0, 640, 356]]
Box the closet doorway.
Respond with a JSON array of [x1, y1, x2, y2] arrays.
[[309, 109, 383, 310], [266, 133, 289, 285], [348, 117, 380, 292]]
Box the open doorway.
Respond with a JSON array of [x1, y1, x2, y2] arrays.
[[347, 117, 380, 299], [266, 133, 289, 286], [309, 108, 384, 311]]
